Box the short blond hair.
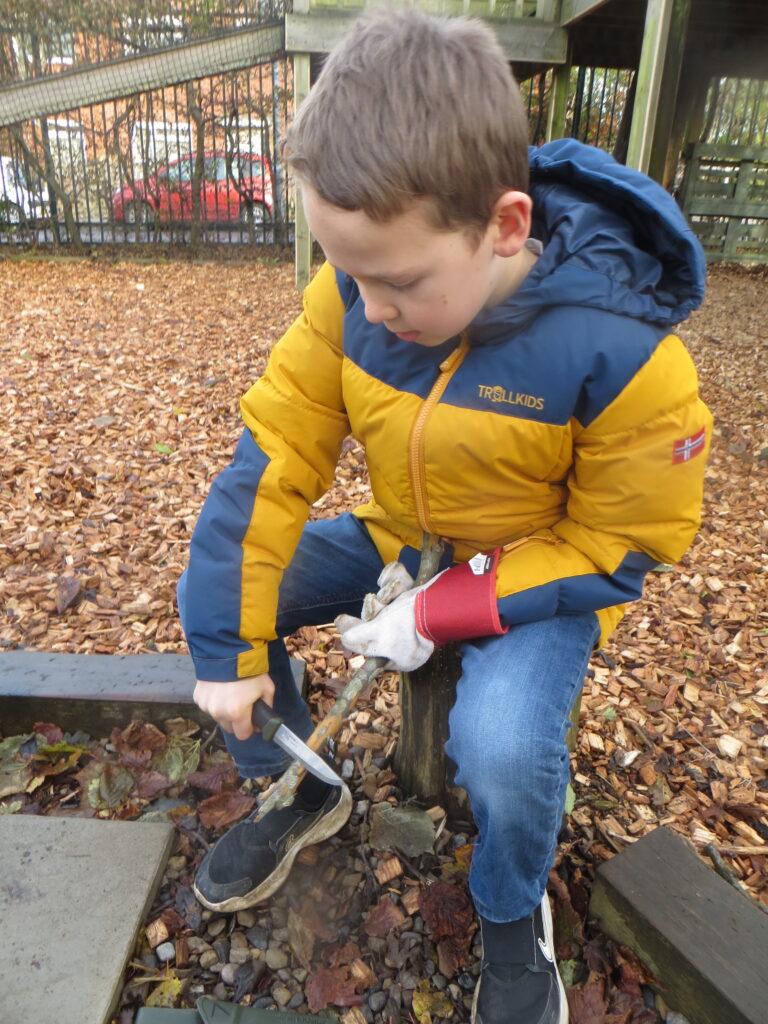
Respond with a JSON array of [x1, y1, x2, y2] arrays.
[[283, 7, 529, 235]]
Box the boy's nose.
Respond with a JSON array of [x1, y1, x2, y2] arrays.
[[361, 289, 399, 325]]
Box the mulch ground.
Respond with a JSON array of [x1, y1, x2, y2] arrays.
[[1, 253, 766, 1024]]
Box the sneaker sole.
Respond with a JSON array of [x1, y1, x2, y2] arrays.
[[470, 894, 569, 1024], [193, 782, 353, 913]]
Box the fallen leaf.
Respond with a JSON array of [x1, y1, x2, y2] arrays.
[[197, 790, 255, 829], [145, 972, 182, 1008], [412, 982, 454, 1023], [305, 966, 363, 1014], [368, 802, 435, 857], [420, 881, 474, 939], [363, 896, 406, 938]]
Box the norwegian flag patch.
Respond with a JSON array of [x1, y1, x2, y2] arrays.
[[673, 426, 706, 464]]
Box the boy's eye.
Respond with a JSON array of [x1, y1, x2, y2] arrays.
[[388, 278, 419, 291]]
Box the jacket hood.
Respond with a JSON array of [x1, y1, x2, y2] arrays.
[[471, 139, 706, 339]]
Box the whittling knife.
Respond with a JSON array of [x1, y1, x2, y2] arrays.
[[251, 698, 342, 787]]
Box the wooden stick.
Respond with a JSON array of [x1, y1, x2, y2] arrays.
[[253, 532, 444, 821]]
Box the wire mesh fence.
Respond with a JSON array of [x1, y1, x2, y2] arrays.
[[0, 58, 293, 247]]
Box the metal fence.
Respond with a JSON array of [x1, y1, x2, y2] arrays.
[[519, 65, 633, 153], [0, 58, 293, 246]]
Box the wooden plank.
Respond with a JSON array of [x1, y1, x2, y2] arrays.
[[559, 0, 612, 26], [626, 0, 674, 175], [685, 198, 768, 219], [590, 826, 768, 1024], [689, 143, 768, 163], [285, 11, 567, 62], [0, 650, 306, 734], [0, 24, 285, 128]]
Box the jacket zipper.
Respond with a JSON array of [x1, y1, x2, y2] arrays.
[[409, 333, 470, 533]]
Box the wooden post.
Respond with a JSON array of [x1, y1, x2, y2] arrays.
[[546, 60, 571, 142], [647, 0, 692, 185], [626, 0, 674, 175], [394, 644, 470, 819], [292, 51, 312, 291]]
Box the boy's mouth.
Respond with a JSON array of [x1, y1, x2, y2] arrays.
[[394, 330, 421, 343]]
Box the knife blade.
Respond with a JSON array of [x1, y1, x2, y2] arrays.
[[251, 698, 341, 787]]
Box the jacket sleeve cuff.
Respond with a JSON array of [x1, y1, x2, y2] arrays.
[[190, 645, 270, 682], [414, 549, 508, 644]]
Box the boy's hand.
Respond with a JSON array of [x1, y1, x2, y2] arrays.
[[336, 562, 436, 672], [193, 674, 275, 741], [336, 553, 508, 671]]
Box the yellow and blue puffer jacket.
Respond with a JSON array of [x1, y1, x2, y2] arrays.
[[183, 140, 712, 682]]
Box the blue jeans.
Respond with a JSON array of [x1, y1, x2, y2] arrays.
[[178, 512, 599, 922]]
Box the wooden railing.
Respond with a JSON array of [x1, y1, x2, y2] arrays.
[[679, 143, 768, 264]]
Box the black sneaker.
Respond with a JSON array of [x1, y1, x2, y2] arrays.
[[194, 778, 352, 913], [472, 894, 568, 1024]]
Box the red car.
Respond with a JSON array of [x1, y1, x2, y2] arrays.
[[112, 151, 273, 225]]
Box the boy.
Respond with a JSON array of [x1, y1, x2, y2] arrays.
[[178, 10, 711, 1024]]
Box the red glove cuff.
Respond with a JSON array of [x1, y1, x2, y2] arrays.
[[414, 549, 508, 644]]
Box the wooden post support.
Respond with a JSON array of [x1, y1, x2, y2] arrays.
[[292, 50, 312, 292], [394, 644, 470, 820], [546, 60, 571, 142], [626, 0, 675, 175], [647, 0, 692, 185], [590, 826, 768, 1024]]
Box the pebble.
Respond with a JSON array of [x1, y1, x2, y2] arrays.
[[220, 963, 238, 986], [236, 909, 257, 928], [272, 984, 292, 1007], [423, 959, 436, 977], [155, 942, 175, 964], [288, 992, 304, 1010], [369, 991, 388, 1013], [230, 947, 251, 965], [207, 917, 227, 938], [448, 984, 462, 1001], [199, 950, 219, 969], [272, 926, 290, 942], [432, 974, 448, 991], [265, 947, 290, 971], [341, 759, 355, 780], [230, 930, 249, 949], [293, 968, 308, 983], [458, 972, 476, 991], [213, 983, 228, 1000], [213, 939, 230, 962], [666, 1016, 692, 1024], [246, 925, 268, 949]]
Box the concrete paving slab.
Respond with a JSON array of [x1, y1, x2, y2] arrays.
[[0, 652, 307, 734], [0, 814, 174, 1024]]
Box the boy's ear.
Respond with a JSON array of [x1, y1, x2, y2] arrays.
[[490, 190, 533, 258]]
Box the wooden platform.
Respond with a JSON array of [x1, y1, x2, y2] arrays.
[[589, 825, 768, 1024]]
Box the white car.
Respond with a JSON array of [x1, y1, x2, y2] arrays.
[[0, 156, 48, 224]]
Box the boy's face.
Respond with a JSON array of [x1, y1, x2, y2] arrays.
[[301, 183, 531, 348]]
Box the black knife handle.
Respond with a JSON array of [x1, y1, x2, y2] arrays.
[[252, 698, 283, 743]]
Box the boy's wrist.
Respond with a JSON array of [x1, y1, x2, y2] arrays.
[[415, 549, 507, 645]]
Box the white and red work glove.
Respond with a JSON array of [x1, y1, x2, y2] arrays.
[[335, 551, 507, 673]]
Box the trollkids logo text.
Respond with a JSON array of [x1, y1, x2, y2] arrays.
[[478, 384, 544, 410]]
